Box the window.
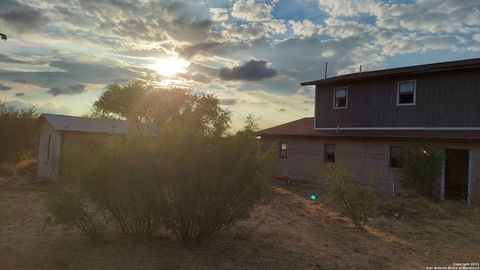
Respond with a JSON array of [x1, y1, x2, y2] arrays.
[[324, 144, 335, 163], [279, 142, 287, 159], [389, 146, 405, 168], [397, 81, 416, 105], [44, 134, 51, 164], [333, 87, 348, 109]]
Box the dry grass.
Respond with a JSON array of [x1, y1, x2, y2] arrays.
[[0, 177, 479, 270], [0, 158, 36, 177]]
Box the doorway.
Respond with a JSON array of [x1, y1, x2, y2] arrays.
[[444, 149, 469, 201]]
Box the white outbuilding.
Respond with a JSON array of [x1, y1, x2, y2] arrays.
[[37, 113, 156, 180]]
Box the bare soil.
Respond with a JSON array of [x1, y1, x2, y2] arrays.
[[1, 175, 479, 270]]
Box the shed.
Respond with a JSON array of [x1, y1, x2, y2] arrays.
[[37, 113, 157, 180]]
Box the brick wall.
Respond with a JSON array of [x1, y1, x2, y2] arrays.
[[261, 136, 480, 204]]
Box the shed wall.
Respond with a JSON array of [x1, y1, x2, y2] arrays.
[[37, 122, 62, 179]]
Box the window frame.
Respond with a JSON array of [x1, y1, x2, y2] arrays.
[[324, 143, 336, 163], [389, 146, 405, 168], [279, 142, 288, 159], [333, 86, 348, 109], [396, 80, 416, 106]]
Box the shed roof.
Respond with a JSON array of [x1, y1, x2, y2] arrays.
[[258, 117, 480, 141], [40, 113, 157, 136], [301, 58, 480, 86]]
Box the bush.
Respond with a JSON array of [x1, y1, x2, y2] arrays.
[[46, 187, 104, 240], [47, 118, 273, 243], [0, 101, 38, 163], [156, 124, 273, 243], [48, 135, 160, 239], [401, 146, 442, 199], [324, 164, 376, 230]]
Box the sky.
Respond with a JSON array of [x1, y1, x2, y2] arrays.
[[0, 0, 479, 130]]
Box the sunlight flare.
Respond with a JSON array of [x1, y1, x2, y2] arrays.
[[148, 56, 189, 77]]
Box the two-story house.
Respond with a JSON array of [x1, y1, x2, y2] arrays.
[[258, 58, 480, 205]]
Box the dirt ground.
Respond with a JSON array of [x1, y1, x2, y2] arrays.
[[1, 175, 479, 270]]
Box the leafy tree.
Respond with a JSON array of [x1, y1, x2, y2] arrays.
[[0, 33, 6, 41], [0, 101, 38, 163], [92, 81, 151, 121], [93, 82, 230, 136], [244, 113, 260, 133]]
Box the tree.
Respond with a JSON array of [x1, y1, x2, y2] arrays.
[[0, 33, 6, 41], [92, 82, 231, 136], [0, 101, 38, 163]]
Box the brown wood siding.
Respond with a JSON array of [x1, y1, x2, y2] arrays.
[[315, 70, 480, 128]]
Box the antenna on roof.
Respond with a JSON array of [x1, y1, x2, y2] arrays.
[[359, 64, 362, 74], [324, 61, 328, 79]]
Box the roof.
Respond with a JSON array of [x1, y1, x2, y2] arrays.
[[40, 113, 157, 136], [301, 58, 480, 86], [258, 117, 480, 141]]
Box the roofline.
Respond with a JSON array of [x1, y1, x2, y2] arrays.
[[258, 133, 480, 143], [40, 113, 125, 122], [300, 57, 480, 86], [38, 113, 158, 136], [257, 117, 313, 135]]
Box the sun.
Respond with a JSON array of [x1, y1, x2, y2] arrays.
[[149, 56, 189, 77]]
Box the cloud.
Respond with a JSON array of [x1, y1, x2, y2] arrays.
[[5, 100, 72, 115], [0, 60, 141, 92], [0, 83, 12, 91], [0, 0, 49, 32], [210, 8, 229, 21], [166, 17, 213, 43], [178, 42, 223, 59], [47, 84, 86, 96], [232, 0, 274, 22], [0, 53, 30, 64], [15, 92, 25, 97], [289, 19, 321, 37], [219, 98, 238, 106], [222, 23, 268, 41], [317, 0, 381, 17], [218, 59, 277, 81]]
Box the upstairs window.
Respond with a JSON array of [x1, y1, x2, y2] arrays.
[[397, 81, 416, 105], [389, 146, 405, 168], [333, 87, 348, 109], [279, 142, 287, 159], [324, 144, 336, 163]]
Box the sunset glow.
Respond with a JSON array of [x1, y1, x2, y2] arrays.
[[148, 57, 190, 77]]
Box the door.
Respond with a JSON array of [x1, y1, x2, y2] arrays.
[[444, 149, 469, 201]]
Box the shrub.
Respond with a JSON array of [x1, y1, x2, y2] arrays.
[[401, 146, 442, 199], [46, 187, 104, 240], [47, 115, 272, 243], [81, 136, 160, 238], [156, 124, 273, 243], [324, 164, 376, 230], [48, 134, 160, 239], [0, 101, 38, 163]]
